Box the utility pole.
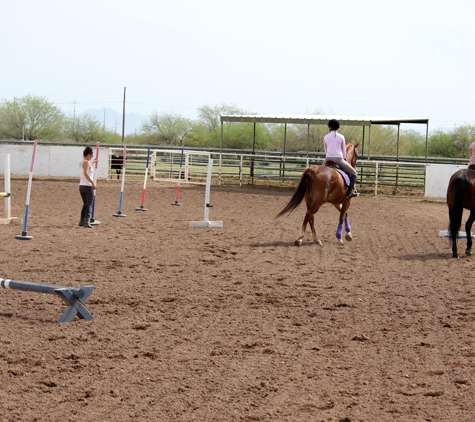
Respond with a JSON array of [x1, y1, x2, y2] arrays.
[[121, 87, 126, 142], [73, 100, 76, 136]]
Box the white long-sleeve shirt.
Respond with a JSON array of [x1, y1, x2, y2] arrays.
[[324, 131, 346, 159]]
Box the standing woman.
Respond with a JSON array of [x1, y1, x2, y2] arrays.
[[468, 140, 475, 170], [323, 119, 359, 199], [79, 146, 96, 228]]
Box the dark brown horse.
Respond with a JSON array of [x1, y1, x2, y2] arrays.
[[276, 143, 360, 246], [446, 168, 475, 258]]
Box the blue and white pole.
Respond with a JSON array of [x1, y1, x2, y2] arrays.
[[172, 147, 184, 206], [113, 145, 127, 217], [15, 140, 38, 240]]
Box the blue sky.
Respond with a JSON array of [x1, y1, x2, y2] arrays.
[[2, 0, 474, 132]]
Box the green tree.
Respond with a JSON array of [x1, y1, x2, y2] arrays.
[[426, 124, 475, 158], [267, 124, 301, 152], [362, 125, 397, 156], [399, 129, 426, 157], [185, 121, 214, 148], [428, 129, 457, 157], [451, 124, 475, 158], [141, 112, 193, 146], [221, 122, 271, 150], [197, 103, 249, 133], [0, 95, 65, 140], [64, 114, 109, 143], [428, 125, 475, 158]]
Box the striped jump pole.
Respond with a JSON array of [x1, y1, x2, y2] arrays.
[[113, 145, 127, 217], [0, 278, 95, 323], [189, 157, 223, 228], [90, 142, 101, 226], [171, 147, 184, 206], [136, 146, 151, 211], [15, 139, 38, 240]]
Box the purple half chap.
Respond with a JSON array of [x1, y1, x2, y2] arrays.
[[344, 217, 351, 233], [336, 223, 343, 239]]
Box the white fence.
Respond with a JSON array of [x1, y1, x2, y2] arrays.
[[0, 143, 466, 198]]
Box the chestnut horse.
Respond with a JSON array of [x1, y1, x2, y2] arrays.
[[446, 168, 475, 258], [276, 143, 360, 246]]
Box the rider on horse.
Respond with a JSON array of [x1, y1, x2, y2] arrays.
[[323, 119, 359, 199]]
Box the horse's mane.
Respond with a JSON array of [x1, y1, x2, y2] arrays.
[[346, 143, 358, 167]]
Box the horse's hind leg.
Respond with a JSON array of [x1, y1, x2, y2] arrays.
[[295, 213, 310, 246], [465, 210, 475, 256], [308, 214, 322, 246], [295, 211, 322, 246]]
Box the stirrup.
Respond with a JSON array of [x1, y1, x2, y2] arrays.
[[347, 190, 360, 199]]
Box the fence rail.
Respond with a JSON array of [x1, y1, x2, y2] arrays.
[[107, 147, 431, 195]]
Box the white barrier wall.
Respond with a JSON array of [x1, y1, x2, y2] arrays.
[[425, 164, 467, 198], [0, 144, 109, 179]]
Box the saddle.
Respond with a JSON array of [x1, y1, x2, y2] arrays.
[[324, 162, 350, 186]]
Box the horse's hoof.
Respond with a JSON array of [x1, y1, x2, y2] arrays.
[[466, 249, 472, 256], [337, 239, 343, 245], [453, 254, 459, 258], [294, 239, 302, 246], [315, 240, 322, 246], [345, 232, 353, 241]]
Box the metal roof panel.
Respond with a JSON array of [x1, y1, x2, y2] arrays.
[[220, 114, 429, 126]]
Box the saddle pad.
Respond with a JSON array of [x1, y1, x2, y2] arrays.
[[327, 166, 350, 186]]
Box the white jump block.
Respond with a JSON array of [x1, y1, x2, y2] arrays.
[[189, 158, 223, 229], [189, 220, 223, 228], [2, 154, 20, 225], [439, 230, 474, 238], [0, 217, 22, 225]]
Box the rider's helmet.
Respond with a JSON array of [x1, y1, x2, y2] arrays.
[[327, 119, 340, 131]]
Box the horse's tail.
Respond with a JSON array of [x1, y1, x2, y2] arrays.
[[276, 168, 313, 218], [448, 172, 467, 239]]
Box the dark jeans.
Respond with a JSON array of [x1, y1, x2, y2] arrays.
[[79, 185, 94, 223]]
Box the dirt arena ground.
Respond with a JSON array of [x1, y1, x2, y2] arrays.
[[0, 178, 474, 421]]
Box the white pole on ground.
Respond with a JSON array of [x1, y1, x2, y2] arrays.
[[189, 158, 223, 228], [439, 230, 473, 238]]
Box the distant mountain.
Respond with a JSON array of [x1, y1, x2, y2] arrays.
[[81, 107, 148, 136]]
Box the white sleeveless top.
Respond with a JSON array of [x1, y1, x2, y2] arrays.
[[79, 159, 93, 186]]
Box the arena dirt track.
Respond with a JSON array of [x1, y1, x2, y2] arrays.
[[0, 179, 474, 421]]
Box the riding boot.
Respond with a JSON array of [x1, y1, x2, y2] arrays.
[[79, 207, 86, 226], [83, 215, 93, 228], [347, 175, 359, 199]]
